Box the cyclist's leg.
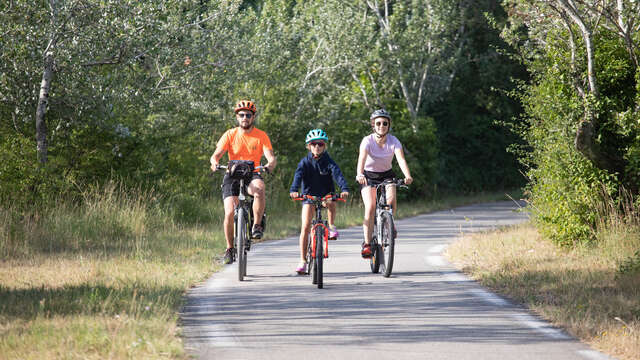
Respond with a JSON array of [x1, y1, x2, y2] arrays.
[[297, 203, 314, 274], [326, 200, 339, 239], [385, 184, 397, 214], [361, 186, 376, 245], [299, 203, 314, 261], [247, 177, 265, 226], [221, 175, 240, 250], [326, 200, 336, 226]]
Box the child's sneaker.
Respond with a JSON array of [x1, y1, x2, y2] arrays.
[[295, 261, 308, 275], [328, 225, 339, 240]]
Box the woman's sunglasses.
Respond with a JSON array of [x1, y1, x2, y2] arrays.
[[309, 142, 325, 147], [375, 121, 388, 127]]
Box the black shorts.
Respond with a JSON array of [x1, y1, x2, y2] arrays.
[[361, 169, 396, 189], [221, 172, 263, 199]]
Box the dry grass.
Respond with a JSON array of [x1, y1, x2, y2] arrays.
[[0, 254, 218, 359], [0, 184, 517, 359], [446, 223, 640, 360]]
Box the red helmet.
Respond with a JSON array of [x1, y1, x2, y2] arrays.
[[234, 100, 257, 114]]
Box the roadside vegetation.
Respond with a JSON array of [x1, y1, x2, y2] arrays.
[[447, 203, 640, 360], [0, 182, 513, 359], [2, 0, 639, 358]]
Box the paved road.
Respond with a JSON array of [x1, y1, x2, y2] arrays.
[[181, 201, 613, 360]]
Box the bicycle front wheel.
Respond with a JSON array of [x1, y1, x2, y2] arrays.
[[380, 212, 395, 277], [308, 232, 317, 284], [236, 208, 248, 281], [315, 226, 324, 289], [370, 233, 381, 273]]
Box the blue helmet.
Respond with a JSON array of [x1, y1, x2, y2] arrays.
[[305, 129, 329, 144]]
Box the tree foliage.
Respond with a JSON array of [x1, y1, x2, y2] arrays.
[[502, 0, 640, 244], [1, 0, 525, 207]]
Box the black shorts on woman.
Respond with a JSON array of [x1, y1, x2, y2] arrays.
[[361, 169, 396, 190]]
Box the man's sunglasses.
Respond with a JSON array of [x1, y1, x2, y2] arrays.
[[237, 113, 253, 119], [310, 141, 325, 147], [375, 121, 388, 127]]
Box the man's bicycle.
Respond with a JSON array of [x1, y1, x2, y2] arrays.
[[293, 194, 345, 289], [370, 179, 407, 277], [217, 161, 267, 281]]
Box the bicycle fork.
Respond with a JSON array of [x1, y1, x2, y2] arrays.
[[311, 223, 329, 258]]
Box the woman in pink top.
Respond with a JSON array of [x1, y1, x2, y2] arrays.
[[355, 109, 413, 258]]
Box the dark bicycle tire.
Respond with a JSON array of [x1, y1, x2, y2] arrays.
[[370, 233, 381, 273], [236, 208, 247, 281], [315, 225, 324, 289], [380, 211, 395, 277]]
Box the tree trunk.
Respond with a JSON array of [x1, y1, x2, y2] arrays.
[[553, 1, 627, 174], [36, 51, 54, 165]]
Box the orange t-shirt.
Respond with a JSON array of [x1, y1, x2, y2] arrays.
[[217, 127, 273, 166]]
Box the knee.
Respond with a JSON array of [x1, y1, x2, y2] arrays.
[[252, 186, 265, 199], [364, 205, 375, 218]]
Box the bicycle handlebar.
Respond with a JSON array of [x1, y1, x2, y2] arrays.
[[372, 178, 408, 188], [292, 194, 346, 202], [215, 164, 269, 173]]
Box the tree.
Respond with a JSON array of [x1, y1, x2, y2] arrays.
[[502, 0, 640, 244], [504, 0, 640, 178]]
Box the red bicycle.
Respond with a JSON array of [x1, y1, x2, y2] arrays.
[[293, 194, 345, 289]]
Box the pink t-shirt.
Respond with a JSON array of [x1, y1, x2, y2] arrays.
[[360, 134, 402, 172]]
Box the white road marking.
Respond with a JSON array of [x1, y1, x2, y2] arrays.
[[425, 255, 447, 267], [468, 288, 510, 306], [508, 313, 571, 340], [576, 350, 613, 360], [428, 244, 448, 254], [442, 272, 469, 282]]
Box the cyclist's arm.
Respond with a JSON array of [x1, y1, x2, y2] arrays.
[[328, 158, 350, 195], [356, 141, 368, 185], [394, 147, 413, 185], [263, 147, 277, 173], [289, 160, 305, 197], [210, 145, 227, 171]]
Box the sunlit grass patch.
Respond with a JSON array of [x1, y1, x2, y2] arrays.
[[446, 223, 640, 360], [0, 182, 519, 359]]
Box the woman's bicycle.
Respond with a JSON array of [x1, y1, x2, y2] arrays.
[[370, 178, 407, 277], [217, 161, 267, 281], [293, 194, 345, 289]]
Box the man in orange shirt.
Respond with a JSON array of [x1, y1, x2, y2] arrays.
[[210, 100, 277, 264]]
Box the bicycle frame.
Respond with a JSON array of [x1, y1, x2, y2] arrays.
[[293, 194, 345, 289], [216, 162, 267, 281], [370, 179, 406, 277]]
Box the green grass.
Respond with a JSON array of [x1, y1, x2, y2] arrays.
[[0, 183, 519, 359]]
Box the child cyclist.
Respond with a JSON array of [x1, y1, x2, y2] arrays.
[[289, 129, 350, 275]]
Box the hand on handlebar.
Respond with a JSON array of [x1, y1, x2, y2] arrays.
[[404, 176, 413, 185], [290, 192, 299, 199]]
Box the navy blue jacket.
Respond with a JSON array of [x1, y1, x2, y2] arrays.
[[289, 152, 350, 196]]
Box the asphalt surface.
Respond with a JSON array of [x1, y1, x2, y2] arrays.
[[181, 201, 614, 360]]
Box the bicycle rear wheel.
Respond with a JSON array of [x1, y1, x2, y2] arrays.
[[315, 226, 324, 289], [236, 208, 247, 281], [380, 212, 395, 277]]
